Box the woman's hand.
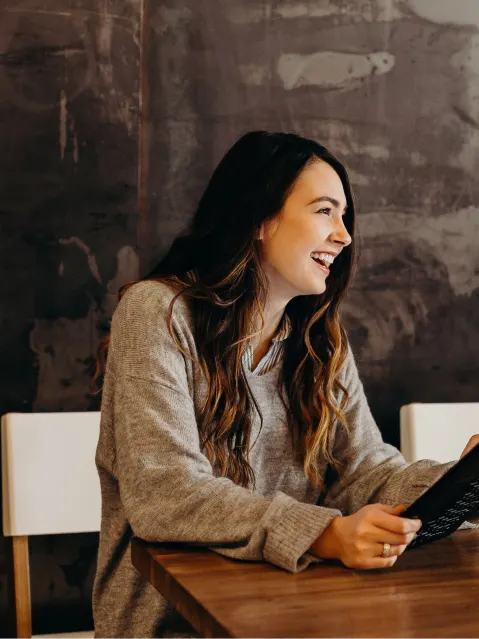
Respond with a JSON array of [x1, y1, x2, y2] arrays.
[[460, 435, 479, 459], [311, 504, 421, 570]]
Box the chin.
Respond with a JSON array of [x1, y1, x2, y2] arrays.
[[309, 284, 327, 296], [275, 270, 327, 298], [295, 280, 327, 296], [308, 272, 328, 294]]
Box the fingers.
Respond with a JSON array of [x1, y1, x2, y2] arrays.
[[375, 542, 408, 558], [338, 504, 422, 571], [369, 556, 398, 569], [370, 507, 422, 535], [344, 543, 408, 570], [370, 530, 417, 546]]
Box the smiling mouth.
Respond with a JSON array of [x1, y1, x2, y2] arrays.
[[311, 255, 330, 274]]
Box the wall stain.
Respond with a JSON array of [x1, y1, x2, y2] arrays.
[[58, 238, 102, 284], [0, 1, 140, 633], [277, 51, 395, 90]]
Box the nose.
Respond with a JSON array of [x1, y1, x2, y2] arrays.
[[329, 216, 352, 247]]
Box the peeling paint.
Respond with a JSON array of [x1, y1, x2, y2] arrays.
[[224, 5, 272, 25], [451, 34, 479, 127], [408, 0, 479, 28], [116, 99, 136, 136], [58, 238, 102, 284], [69, 119, 79, 164], [59, 91, 80, 163], [239, 63, 271, 86], [363, 144, 390, 160], [99, 13, 113, 55], [73, 132, 79, 164], [275, 1, 344, 20], [30, 303, 102, 411], [225, 1, 403, 23], [151, 5, 192, 35], [410, 150, 427, 166], [275, 0, 402, 22], [277, 51, 395, 90], [59, 90, 67, 160], [98, 11, 113, 85], [3, 7, 133, 21]]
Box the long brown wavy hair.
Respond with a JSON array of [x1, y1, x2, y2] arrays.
[[95, 131, 357, 491]]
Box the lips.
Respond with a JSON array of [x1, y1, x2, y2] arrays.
[[311, 256, 330, 274]]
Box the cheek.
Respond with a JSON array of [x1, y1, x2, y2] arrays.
[[262, 215, 331, 272], [263, 228, 310, 271], [279, 218, 322, 256]]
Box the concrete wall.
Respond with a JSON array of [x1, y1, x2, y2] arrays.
[[0, 0, 140, 633], [2, 0, 479, 633], [147, 0, 479, 447]]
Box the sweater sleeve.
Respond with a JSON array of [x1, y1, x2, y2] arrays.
[[108, 282, 342, 573], [321, 344, 459, 514]]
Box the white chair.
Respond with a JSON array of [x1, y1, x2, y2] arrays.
[[1, 412, 101, 638], [400, 402, 479, 462]]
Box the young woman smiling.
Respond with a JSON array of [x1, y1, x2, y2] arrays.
[[92, 131, 479, 638]]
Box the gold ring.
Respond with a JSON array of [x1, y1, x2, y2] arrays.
[[382, 542, 391, 558]]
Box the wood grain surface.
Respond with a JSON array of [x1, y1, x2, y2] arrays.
[[132, 529, 479, 638]]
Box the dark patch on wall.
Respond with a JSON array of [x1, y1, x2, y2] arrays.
[[0, 0, 140, 633]]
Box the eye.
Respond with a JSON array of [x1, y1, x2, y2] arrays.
[[316, 208, 332, 216]]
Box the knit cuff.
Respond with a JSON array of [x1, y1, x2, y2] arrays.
[[263, 492, 342, 573]]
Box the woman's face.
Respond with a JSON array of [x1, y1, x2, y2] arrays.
[[259, 159, 352, 303]]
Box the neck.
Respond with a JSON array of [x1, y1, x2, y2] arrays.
[[250, 295, 288, 351]]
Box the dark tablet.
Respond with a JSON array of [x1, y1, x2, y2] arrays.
[[401, 442, 479, 549]]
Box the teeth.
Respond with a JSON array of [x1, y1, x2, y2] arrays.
[[311, 252, 334, 264]]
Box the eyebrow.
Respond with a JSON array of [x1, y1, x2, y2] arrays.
[[308, 196, 347, 213]]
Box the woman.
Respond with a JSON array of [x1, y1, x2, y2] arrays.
[[93, 131, 479, 638]]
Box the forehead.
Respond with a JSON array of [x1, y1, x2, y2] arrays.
[[293, 160, 346, 204]]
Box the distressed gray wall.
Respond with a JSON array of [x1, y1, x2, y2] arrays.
[[2, 0, 479, 634], [0, 0, 140, 633], [147, 0, 479, 450]]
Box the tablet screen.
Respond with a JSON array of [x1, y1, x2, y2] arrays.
[[401, 443, 479, 548]]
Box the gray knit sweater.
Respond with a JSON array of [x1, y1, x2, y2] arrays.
[[93, 280, 460, 638]]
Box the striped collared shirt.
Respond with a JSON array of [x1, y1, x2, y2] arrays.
[[184, 271, 291, 376], [243, 314, 292, 375]]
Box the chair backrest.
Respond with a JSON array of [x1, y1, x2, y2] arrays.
[[2, 412, 101, 536], [400, 402, 479, 463]]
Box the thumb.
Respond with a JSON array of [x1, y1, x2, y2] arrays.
[[373, 503, 407, 514], [390, 504, 407, 515]]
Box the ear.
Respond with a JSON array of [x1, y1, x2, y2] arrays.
[[256, 224, 264, 241]]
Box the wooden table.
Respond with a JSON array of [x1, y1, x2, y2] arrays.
[[132, 529, 479, 637]]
